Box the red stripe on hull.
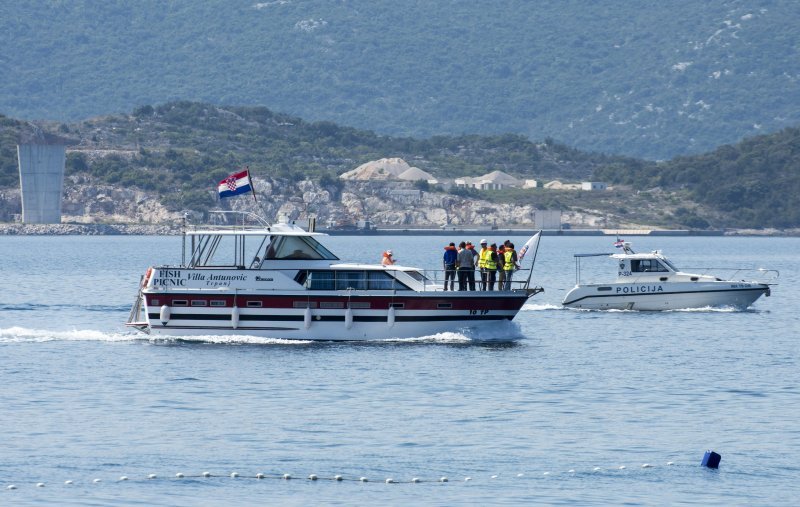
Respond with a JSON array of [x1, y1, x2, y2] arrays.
[[145, 292, 529, 311]]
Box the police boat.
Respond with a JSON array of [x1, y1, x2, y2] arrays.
[[562, 242, 778, 311]]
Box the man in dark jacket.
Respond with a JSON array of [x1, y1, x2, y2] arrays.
[[457, 241, 476, 290], [442, 242, 457, 291]]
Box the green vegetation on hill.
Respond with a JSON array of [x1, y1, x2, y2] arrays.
[[2, 2, 800, 159], [2, 102, 800, 229], [595, 128, 800, 228]]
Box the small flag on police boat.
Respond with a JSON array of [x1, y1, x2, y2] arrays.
[[614, 238, 625, 248], [518, 231, 541, 262], [218, 169, 254, 199]]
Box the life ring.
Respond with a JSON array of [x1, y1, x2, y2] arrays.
[[142, 267, 153, 288]]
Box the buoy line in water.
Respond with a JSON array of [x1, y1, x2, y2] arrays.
[[5, 459, 716, 491]]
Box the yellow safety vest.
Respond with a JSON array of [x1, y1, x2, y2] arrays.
[[504, 249, 515, 271], [484, 251, 497, 270], [479, 247, 490, 269]]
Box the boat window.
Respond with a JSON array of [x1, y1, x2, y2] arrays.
[[293, 301, 317, 309], [265, 235, 338, 260], [437, 303, 453, 309], [151, 299, 160, 306], [368, 271, 398, 290], [246, 301, 263, 308], [296, 270, 410, 291], [191, 300, 207, 307], [631, 259, 669, 273], [350, 302, 370, 309], [210, 300, 226, 307], [661, 258, 678, 271], [172, 300, 188, 307], [336, 271, 367, 290], [390, 303, 404, 309], [597, 287, 612, 291], [300, 271, 336, 290], [320, 301, 344, 309], [404, 270, 428, 282]]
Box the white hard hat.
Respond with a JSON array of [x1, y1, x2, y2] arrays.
[[387, 250, 392, 255], [480, 239, 487, 244]]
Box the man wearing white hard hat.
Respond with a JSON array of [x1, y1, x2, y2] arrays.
[[478, 239, 490, 290]]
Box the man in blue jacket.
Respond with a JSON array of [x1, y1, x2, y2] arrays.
[[442, 242, 457, 291]]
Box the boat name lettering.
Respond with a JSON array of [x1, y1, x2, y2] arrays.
[[616, 285, 664, 294], [208, 274, 247, 281], [618, 270, 632, 277], [153, 269, 186, 286], [469, 309, 490, 315]]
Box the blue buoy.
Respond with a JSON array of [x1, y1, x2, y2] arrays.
[[702, 450, 721, 469]]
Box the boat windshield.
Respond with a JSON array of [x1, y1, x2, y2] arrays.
[[631, 259, 669, 273], [660, 257, 679, 271], [265, 235, 338, 260]]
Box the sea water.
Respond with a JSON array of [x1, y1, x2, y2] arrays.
[[0, 235, 798, 505]]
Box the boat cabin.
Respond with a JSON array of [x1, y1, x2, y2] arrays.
[[178, 219, 435, 292]]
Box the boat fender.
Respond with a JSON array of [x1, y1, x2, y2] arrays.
[[231, 306, 240, 329], [159, 305, 170, 325], [304, 306, 312, 329], [142, 267, 153, 288], [387, 305, 396, 328], [345, 307, 353, 329]]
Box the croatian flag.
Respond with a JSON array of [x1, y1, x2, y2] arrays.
[[218, 170, 253, 199], [614, 239, 625, 248], [517, 231, 541, 262]]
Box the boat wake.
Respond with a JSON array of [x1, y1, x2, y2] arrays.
[[666, 306, 757, 313], [521, 303, 564, 312], [151, 334, 314, 345], [0, 326, 139, 343], [0, 324, 525, 346]]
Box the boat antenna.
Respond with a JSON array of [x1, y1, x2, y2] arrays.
[[181, 212, 188, 267]]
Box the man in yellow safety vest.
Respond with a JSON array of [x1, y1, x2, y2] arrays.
[[478, 239, 490, 290]]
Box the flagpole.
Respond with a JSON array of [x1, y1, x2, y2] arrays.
[[247, 166, 258, 204], [524, 230, 542, 290]]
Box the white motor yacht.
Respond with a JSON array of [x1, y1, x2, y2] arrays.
[[127, 212, 543, 340], [562, 242, 777, 311]]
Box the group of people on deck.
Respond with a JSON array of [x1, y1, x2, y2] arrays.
[[442, 239, 520, 291], [380, 239, 521, 291]]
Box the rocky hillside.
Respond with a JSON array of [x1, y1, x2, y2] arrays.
[[2, 103, 799, 230]]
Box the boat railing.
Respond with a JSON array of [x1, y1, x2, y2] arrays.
[[145, 266, 538, 293], [418, 267, 535, 292], [186, 210, 271, 232], [677, 267, 780, 282]]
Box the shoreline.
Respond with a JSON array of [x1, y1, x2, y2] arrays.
[[1, 223, 797, 237]]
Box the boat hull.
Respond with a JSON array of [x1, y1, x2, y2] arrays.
[[142, 291, 532, 340], [562, 282, 770, 311]]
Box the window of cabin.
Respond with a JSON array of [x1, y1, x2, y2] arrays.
[[172, 300, 188, 307], [299, 270, 335, 290], [191, 300, 207, 307], [335, 271, 367, 290], [264, 235, 338, 260], [246, 301, 263, 308], [368, 271, 398, 290], [296, 270, 409, 290], [210, 300, 226, 307], [631, 259, 669, 273]]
